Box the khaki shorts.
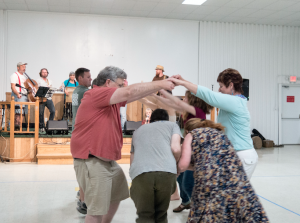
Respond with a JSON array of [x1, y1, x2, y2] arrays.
[[74, 157, 129, 216]]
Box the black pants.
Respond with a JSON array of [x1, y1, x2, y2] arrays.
[[39, 99, 55, 128], [130, 172, 176, 223]]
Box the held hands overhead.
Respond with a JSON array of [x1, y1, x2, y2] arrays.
[[160, 75, 186, 91]]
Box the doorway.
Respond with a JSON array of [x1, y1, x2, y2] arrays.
[[279, 84, 300, 144]]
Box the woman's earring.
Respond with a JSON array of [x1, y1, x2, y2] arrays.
[[231, 90, 233, 95]]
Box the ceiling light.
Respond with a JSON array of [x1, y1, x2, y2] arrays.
[[182, 0, 207, 5]]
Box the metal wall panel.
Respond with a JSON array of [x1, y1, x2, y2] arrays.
[[198, 21, 300, 144]]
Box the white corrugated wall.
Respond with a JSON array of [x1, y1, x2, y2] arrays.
[[198, 21, 300, 144]]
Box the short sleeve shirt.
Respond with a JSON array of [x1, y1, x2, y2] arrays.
[[72, 85, 89, 131], [129, 121, 183, 180], [63, 79, 78, 87], [37, 77, 53, 99], [10, 72, 28, 95], [70, 86, 126, 160], [184, 107, 206, 125]]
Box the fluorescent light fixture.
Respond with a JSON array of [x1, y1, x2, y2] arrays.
[[182, 0, 207, 5]]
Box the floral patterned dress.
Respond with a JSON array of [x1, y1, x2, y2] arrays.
[[187, 127, 269, 223]]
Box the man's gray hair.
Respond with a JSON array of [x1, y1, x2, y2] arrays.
[[96, 66, 127, 86]]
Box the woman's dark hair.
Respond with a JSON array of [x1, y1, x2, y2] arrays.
[[183, 90, 213, 121], [217, 68, 243, 94], [150, 109, 169, 123], [39, 68, 49, 77]]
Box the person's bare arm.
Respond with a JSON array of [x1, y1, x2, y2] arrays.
[[130, 153, 134, 166], [171, 134, 181, 162], [11, 83, 21, 98], [178, 133, 193, 173], [158, 90, 196, 115], [138, 98, 158, 111], [171, 75, 198, 95], [110, 79, 175, 105]]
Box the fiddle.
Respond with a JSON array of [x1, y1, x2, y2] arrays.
[[23, 73, 46, 102]]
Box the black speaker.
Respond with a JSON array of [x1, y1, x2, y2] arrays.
[[124, 121, 142, 135], [46, 120, 68, 135], [242, 79, 249, 101]]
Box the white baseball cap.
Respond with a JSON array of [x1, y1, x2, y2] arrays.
[[17, 62, 27, 67]]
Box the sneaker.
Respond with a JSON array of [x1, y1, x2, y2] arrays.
[[76, 200, 87, 215], [173, 203, 191, 213]]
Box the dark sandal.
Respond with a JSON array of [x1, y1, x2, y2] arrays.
[[173, 203, 191, 212]]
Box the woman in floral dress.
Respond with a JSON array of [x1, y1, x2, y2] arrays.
[[178, 118, 269, 223]]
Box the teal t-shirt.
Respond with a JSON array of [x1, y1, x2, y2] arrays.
[[72, 85, 89, 131], [194, 85, 253, 151], [64, 79, 78, 88]]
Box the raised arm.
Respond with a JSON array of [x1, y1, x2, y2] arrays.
[[178, 133, 193, 173], [172, 75, 239, 113], [138, 98, 158, 111], [171, 75, 198, 94], [110, 79, 175, 105], [157, 90, 196, 115]]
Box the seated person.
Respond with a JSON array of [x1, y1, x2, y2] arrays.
[[130, 109, 182, 223], [62, 71, 78, 95]]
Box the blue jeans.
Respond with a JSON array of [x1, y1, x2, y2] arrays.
[[177, 170, 194, 205], [12, 92, 28, 114]]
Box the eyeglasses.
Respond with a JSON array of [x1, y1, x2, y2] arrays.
[[110, 79, 124, 88]]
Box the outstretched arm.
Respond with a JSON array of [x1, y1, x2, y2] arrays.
[[155, 90, 196, 116], [110, 79, 176, 105], [138, 98, 158, 111], [171, 75, 198, 95]]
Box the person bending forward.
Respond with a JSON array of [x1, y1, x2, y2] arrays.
[[130, 109, 182, 223]]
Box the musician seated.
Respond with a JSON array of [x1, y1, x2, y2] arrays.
[[37, 68, 55, 132], [10, 62, 29, 130], [62, 71, 78, 96]]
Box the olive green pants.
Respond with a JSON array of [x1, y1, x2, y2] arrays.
[[130, 172, 176, 223]]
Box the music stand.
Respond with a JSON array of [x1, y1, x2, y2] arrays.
[[35, 87, 50, 101]]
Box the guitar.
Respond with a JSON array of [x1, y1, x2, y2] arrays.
[[23, 73, 46, 102]]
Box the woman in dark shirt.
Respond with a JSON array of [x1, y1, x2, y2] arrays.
[[155, 89, 213, 211]]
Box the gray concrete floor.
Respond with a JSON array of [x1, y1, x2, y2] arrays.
[[0, 145, 299, 223]]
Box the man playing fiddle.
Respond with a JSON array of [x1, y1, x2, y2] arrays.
[[10, 62, 29, 130]]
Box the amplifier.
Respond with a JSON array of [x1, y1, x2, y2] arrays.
[[46, 120, 68, 135], [124, 121, 142, 135]]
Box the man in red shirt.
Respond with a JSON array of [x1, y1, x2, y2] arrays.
[[71, 66, 176, 223]]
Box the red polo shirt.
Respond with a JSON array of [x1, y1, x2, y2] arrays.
[[71, 86, 126, 160]]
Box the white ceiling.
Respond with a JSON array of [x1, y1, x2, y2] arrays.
[[0, 0, 300, 26]]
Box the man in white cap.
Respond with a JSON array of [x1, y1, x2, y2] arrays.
[[10, 62, 29, 130]]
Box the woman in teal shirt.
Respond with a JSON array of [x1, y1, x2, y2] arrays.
[[63, 71, 78, 96], [172, 68, 258, 179]]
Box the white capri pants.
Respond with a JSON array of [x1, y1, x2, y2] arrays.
[[236, 148, 258, 179]]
